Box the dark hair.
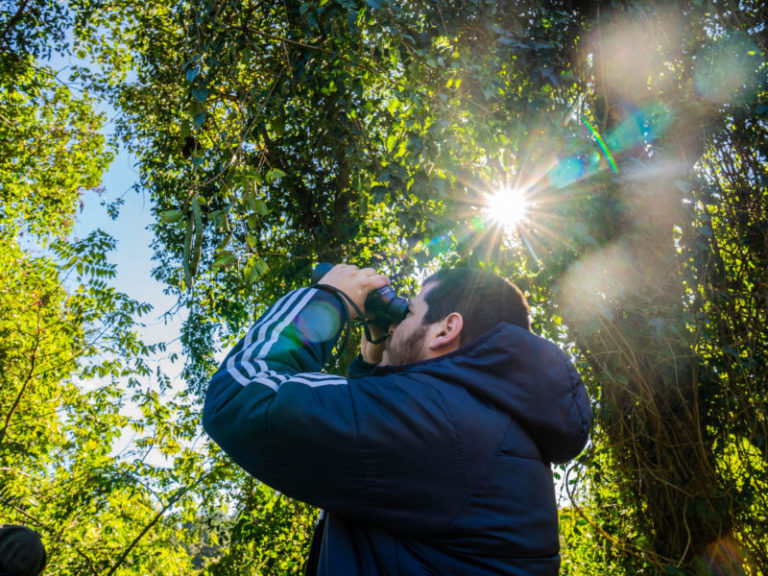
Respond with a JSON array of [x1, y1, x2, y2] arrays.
[[422, 268, 530, 345], [0, 525, 47, 576]]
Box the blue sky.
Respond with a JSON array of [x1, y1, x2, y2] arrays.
[[50, 46, 173, 317], [73, 148, 191, 464], [73, 147, 186, 381], [50, 38, 178, 328]]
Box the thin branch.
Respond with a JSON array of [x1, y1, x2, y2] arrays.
[[0, 0, 31, 47], [353, 116, 381, 172], [0, 499, 100, 575], [231, 24, 398, 89], [104, 486, 189, 576], [0, 300, 42, 447], [564, 464, 671, 568]]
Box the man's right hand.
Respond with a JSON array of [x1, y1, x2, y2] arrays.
[[315, 264, 390, 321], [360, 322, 389, 365]]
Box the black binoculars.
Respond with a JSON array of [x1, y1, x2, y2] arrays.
[[311, 263, 409, 329]]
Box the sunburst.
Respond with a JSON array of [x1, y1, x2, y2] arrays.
[[484, 187, 530, 232]]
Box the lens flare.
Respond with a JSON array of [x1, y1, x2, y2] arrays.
[[485, 186, 529, 231], [694, 32, 763, 104], [583, 117, 618, 174]]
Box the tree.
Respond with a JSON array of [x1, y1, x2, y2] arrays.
[[0, 3, 219, 574], [552, 3, 767, 573]]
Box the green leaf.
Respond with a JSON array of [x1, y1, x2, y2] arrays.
[[185, 65, 200, 82], [160, 209, 184, 223], [191, 87, 209, 102], [216, 234, 232, 250], [246, 213, 260, 230], [213, 250, 238, 268], [266, 168, 287, 183], [253, 199, 269, 216], [243, 256, 268, 283]]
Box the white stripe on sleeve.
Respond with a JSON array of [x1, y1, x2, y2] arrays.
[[226, 288, 319, 388], [252, 289, 317, 358], [290, 373, 349, 388]]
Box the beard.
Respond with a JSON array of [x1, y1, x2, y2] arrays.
[[383, 323, 429, 366]]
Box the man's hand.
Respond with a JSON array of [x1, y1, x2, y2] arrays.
[[315, 264, 390, 321], [360, 322, 389, 365]]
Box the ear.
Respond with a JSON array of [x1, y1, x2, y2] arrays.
[[428, 312, 463, 352]]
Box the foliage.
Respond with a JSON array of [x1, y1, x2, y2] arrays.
[[203, 479, 317, 576], [0, 3, 218, 575], [0, 71, 111, 239], [0, 0, 72, 73], [550, 3, 768, 574]]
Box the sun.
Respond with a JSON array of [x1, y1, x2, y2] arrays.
[[484, 187, 530, 231]]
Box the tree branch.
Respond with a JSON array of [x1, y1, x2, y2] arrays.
[[0, 498, 100, 575], [104, 486, 189, 576], [0, 0, 31, 48], [0, 300, 42, 447]]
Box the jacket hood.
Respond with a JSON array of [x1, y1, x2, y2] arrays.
[[375, 323, 592, 464]]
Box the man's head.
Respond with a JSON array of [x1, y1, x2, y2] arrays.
[[382, 268, 530, 366], [0, 525, 47, 576]]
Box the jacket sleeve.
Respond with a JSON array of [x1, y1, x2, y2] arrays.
[[202, 288, 467, 534]]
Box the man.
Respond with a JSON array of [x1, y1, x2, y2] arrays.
[[203, 264, 591, 575]]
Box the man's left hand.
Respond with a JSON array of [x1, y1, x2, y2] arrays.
[[315, 264, 390, 320]]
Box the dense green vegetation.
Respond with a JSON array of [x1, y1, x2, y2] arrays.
[[1, 0, 765, 574]]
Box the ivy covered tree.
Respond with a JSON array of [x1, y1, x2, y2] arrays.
[[552, 3, 767, 573]]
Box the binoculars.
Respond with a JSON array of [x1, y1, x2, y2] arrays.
[[311, 263, 409, 329]]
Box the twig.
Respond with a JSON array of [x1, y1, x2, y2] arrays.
[[564, 462, 671, 568], [104, 486, 189, 576], [0, 301, 42, 447], [0, 0, 31, 47], [0, 499, 100, 575]]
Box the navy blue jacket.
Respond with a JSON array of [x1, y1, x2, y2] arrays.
[[203, 288, 591, 575]]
